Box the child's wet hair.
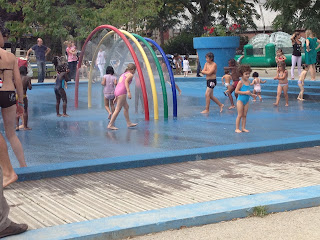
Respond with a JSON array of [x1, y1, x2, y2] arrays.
[[252, 72, 259, 78], [228, 58, 236, 66], [19, 66, 28, 76], [57, 64, 68, 73], [238, 65, 252, 75], [105, 66, 114, 75], [276, 48, 283, 53], [125, 63, 136, 72], [302, 64, 309, 70], [205, 52, 214, 61], [224, 69, 230, 74], [278, 61, 286, 69]]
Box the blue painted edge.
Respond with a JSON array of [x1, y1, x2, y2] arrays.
[[15, 134, 320, 182], [8, 185, 320, 240]]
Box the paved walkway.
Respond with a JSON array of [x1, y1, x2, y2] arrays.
[[5, 146, 320, 232]]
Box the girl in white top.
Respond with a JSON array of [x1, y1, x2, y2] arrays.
[[250, 72, 266, 101], [183, 55, 190, 77]]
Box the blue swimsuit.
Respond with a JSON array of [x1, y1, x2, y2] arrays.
[[237, 83, 250, 105]]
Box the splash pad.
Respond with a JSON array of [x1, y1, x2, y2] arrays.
[[75, 25, 178, 120]]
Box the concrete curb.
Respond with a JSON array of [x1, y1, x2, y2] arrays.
[[7, 185, 320, 240], [15, 134, 320, 182]]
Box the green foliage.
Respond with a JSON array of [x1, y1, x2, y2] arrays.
[[251, 206, 268, 217], [146, 0, 186, 44], [265, 0, 320, 37], [162, 32, 195, 55], [180, 0, 260, 36], [103, 0, 160, 33]]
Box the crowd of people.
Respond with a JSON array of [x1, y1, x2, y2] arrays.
[[0, 18, 319, 237]]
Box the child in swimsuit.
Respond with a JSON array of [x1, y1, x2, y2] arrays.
[[250, 72, 266, 102], [55, 64, 70, 117], [101, 66, 117, 119], [221, 69, 232, 97], [235, 65, 256, 133], [16, 66, 32, 130], [107, 63, 138, 130], [224, 59, 240, 109], [273, 61, 289, 106], [200, 52, 224, 114], [297, 64, 309, 101], [275, 49, 287, 74]]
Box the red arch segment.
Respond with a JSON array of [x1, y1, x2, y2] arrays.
[[75, 25, 149, 121]]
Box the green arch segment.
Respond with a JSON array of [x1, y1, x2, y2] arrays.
[[132, 33, 168, 119]]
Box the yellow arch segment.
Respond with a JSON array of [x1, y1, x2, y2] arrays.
[[120, 30, 158, 120], [89, 30, 159, 120], [88, 31, 115, 108]]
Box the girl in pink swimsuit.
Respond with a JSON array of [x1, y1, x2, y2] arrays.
[[108, 63, 138, 130]]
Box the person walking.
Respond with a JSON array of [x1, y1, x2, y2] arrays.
[[0, 23, 27, 188], [26, 38, 51, 83], [66, 40, 78, 81], [290, 32, 302, 80], [304, 29, 320, 81]]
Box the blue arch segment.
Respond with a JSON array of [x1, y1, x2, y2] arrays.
[[144, 38, 177, 118]]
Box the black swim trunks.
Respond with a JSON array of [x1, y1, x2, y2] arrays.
[[207, 79, 217, 89], [0, 91, 16, 108]]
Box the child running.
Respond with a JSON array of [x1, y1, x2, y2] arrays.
[[107, 63, 138, 130], [16, 66, 32, 130], [183, 55, 190, 77], [54, 64, 70, 117], [200, 52, 224, 114], [297, 64, 309, 101], [273, 61, 289, 106], [101, 66, 117, 119], [250, 72, 266, 102], [235, 65, 256, 133], [221, 69, 232, 96]]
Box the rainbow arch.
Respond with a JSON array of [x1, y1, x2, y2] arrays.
[[75, 25, 178, 120]]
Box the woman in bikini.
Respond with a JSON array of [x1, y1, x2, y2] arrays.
[[0, 28, 27, 187], [273, 61, 289, 106], [107, 63, 138, 130]]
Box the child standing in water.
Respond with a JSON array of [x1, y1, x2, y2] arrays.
[[200, 52, 224, 114], [183, 55, 190, 77], [16, 66, 32, 130], [108, 63, 138, 130], [101, 66, 117, 119], [55, 65, 70, 117], [297, 64, 309, 101], [250, 72, 266, 102], [275, 49, 287, 73], [273, 61, 289, 106], [235, 65, 256, 133], [221, 69, 232, 96]]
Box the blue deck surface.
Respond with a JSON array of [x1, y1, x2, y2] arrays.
[[2, 78, 320, 168]]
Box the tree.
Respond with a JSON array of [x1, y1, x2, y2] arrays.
[[265, 0, 320, 36], [103, 0, 160, 34], [180, 0, 260, 36], [146, 0, 186, 45]]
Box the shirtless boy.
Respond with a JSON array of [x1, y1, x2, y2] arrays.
[[221, 69, 232, 96], [200, 52, 224, 114], [16, 66, 32, 130], [224, 59, 241, 109]]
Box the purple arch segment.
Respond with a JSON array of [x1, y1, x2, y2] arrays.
[[144, 38, 177, 118]]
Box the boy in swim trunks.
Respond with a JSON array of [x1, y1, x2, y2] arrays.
[[235, 65, 256, 133], [224, 59, 241, 109], [200, 52, 224, 114], [221, 69, 232, 97], [16, 66, 32, 130]]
